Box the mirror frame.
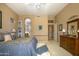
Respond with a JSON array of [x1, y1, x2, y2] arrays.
[[67, 19, 79, 36]]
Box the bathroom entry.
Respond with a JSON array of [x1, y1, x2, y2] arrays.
[[48, 25, 54, 40]]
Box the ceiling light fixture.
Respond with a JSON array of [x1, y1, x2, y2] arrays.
[[25, 3, 46, 9], [34, 3, 41, 9]]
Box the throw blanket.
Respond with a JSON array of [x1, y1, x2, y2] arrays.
[[0, 37, 49, 56], [0, 37, 37, 56]]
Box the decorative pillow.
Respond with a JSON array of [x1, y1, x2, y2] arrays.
[[4, 34, 12, 42], [36, 45, 48, 55]]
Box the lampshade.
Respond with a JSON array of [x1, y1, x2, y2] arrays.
[[25, 31, 28, 33], [12, 29, 16, 32], [77, 29, 79, 32], [62, 29, 66, 32]]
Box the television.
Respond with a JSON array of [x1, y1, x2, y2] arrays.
[[0, 11, 2, 29]]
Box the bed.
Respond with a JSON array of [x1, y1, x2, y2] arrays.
[[0, 34, 50, 56]]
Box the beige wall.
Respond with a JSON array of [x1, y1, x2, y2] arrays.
[[0, 4, 18, 32], [21, 15, 48, 42], [32, 16, 48, 42], [56, 3, 79, 41], [0, 3, 59, 42]]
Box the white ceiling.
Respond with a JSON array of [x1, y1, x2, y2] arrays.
[[6, 3, 68, 16]]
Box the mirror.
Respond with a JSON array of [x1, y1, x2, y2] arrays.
[[67, 19, 78, 37]]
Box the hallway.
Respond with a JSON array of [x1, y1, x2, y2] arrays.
[[47, 40, 72, 56]]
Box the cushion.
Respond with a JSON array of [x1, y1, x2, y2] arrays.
[[37, 43, 50, 56], [36, 45, 48, 55], [4, 34, 12, 42]]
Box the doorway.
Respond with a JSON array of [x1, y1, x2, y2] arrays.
[[48, 25, 54, 40]]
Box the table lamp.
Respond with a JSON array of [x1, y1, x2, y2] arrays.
[[62, 29, 66, 35]]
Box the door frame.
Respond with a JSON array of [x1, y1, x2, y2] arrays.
[[48, 24, 54, 40]]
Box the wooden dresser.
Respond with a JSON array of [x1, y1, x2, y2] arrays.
[[60, 35, 79, 56]]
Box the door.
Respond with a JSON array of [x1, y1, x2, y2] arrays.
[[48, 25, 54, 40]]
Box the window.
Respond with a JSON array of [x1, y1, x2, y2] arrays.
[[25, 18, 31, 35]]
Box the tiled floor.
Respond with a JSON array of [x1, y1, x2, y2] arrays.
[[46, 40, 72, 56]]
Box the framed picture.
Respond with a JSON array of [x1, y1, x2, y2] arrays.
[[10, 17, 14, 23], [0, 11, 2, 29], [38, 25, 43, 31], [59, 24, 63, 31]]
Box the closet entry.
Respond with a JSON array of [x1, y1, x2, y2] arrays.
[[48, 25, 54, 40]]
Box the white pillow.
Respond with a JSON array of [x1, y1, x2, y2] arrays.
[[4, 34, 12, 42]]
